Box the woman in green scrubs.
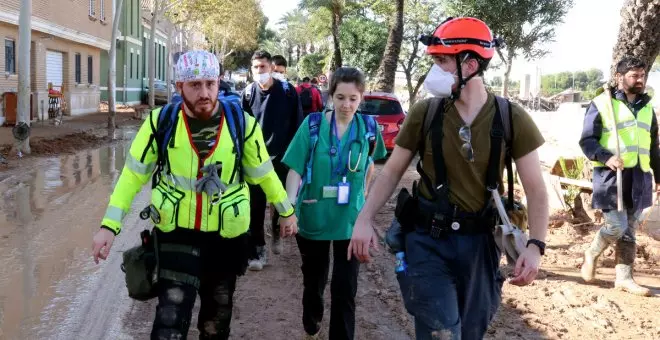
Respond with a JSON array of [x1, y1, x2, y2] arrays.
[[282, 67, 387, 340]]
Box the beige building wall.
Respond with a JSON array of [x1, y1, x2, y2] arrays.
[[0, 0, 112, 119], [0, 0, 112, 42]]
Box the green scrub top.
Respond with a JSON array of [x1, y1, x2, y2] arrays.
[[282, 112, 387, 240]]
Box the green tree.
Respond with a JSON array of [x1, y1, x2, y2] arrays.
[[300, 0, 353, 71], [574, 71, 588, 90], [555, 71, 572, 89], [540, 69, 606, 97], [339, 16, 388, 77], [444, 0, 574, 97], [372, 0, 404, 92], [226, 18, 279, 71], [585, 68, 604, 88], [540, 74, 560, 96], [279, 9, 312, 65], [204, 0, 263, 63], [491, 76, 502, 87], [399, 0, 442, 105], [298, 53, 327, 78]]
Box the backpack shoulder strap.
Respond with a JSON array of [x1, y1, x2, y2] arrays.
[[420, 97, 444, 155], [429, 99, 448, 191], [413, 98, 446, 200], [219, 96, 247, 183], [156, 103, 181, 161], [485, 95, 514, 210], [495, 96, 513, 144], [361, 114, 377, 156], [303, 112, 323, 185], [151, 102, 181, 187], [496, 95, 515, 209]]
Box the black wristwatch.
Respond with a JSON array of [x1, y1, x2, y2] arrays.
[[526, 239, 546, 256]]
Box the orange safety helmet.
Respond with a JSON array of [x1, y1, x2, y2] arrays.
[[420, 17, 501, 60]]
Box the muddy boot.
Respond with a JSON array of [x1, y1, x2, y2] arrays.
[[581, 231, 609, 282], [614, 240, 651, 296]]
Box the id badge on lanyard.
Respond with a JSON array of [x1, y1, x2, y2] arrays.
[[337, 176, 350, 205]]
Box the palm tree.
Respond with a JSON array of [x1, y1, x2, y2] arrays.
[[373, 0, 404, 93], [279, 9, 309, 66], [300, 0, 348, 71], [609, 0, 660, 83]]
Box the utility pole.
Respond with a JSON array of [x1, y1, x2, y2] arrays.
[[15, 0, 32, 155], [166, 25, 172, 102], [148, 0, 162, 108], [108, 0, 125, 140]]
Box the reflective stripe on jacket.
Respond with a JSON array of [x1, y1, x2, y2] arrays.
[[101, 107, 293, 237], [592, 92, 653, 172]]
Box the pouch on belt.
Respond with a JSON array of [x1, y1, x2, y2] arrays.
[[121, 229, 159, 301]]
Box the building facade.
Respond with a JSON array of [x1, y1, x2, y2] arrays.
[[0, 0, 112, 120], [100, 0, 170, 105]]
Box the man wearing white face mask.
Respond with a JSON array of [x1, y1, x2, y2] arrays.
[[242, 50, 304, 270], [271, 54, 289, 81], [348, 17, 549, 339]]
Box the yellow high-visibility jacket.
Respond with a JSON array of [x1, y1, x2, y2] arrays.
[[591, 92, 654, 172], [101, 107, 293, 238]]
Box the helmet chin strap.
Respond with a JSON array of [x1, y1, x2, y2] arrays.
[[450, 54, 482, 100]]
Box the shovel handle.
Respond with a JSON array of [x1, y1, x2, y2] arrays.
[[617, 168, 623, 212], [603, 84, 624, 212]]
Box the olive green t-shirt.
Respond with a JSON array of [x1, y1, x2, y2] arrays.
[[395, 93, 545, 212]]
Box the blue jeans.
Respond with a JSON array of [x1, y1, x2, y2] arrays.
[[600, 209, 641, 243], [397, 229, 504, 340]]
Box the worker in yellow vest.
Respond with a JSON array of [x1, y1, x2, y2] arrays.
[[91, 50, 298, 339], [579, 56, 658, 296]]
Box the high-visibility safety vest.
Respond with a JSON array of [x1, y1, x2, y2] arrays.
[[101, 107, 293, 238], [592, 92, 654, 172]]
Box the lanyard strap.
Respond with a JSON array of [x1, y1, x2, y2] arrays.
[[330, 111, 357, 179]]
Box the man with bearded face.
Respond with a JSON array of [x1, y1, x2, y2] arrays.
[[92, 50, 298, 339], [579, 56, 659, 297]]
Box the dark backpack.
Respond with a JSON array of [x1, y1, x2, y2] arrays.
[[149, 95, 247, 187], [300, 87, 314, 111]]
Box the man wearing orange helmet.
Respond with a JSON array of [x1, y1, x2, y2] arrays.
[[348, 17, 549, 339]]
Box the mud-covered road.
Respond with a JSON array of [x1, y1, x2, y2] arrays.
[[1, 120, 660, 339]]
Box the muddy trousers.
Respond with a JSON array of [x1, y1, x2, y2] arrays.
[[248, 157, 288, 258], [296, 236, 360, 340], [397, 229, 503, 340], [150, 274, 237, 340], [150, 228, 248, 340], [600, 209, 639, 244]]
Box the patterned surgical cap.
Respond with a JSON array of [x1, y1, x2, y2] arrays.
[[175, 50, 220, 82]]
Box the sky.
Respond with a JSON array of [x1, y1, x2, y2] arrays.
[[261, 0, 298, 29], [261, 0, 626, 81]]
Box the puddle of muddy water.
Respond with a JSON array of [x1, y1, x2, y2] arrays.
[[0, 129, 148, 340]]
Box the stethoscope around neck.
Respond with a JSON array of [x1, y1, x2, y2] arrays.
[[329, 111, 364, 174]]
